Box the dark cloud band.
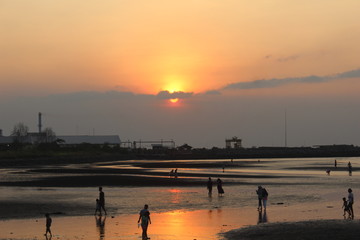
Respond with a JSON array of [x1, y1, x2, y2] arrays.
[[223, 68, 360, 90], [156, 91, 193, 99]]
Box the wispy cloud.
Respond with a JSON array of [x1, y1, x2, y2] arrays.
[[223, 68, 360, 90], [334, 68, 360, 79], [156, 90, 193, 99], [277, 55, 300, 62]]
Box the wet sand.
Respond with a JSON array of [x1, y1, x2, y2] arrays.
[[0, 208, 255, 240], [0, 158, 283, 187], [0, 205, 358, 240], [0, 157, 358, 239], [222, 219, 360, 240]]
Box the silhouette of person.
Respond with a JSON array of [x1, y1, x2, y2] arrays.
[[44, 213, 52, 237], [347, 188, 354, 219], [98, 187, 107, 215], [169, 169, 174, 178], [342, 197, 351, 219], [334, 159, 337, 168], [217, 178, 224, 196], [138, 204, 151, 240], [262, 187, 269, 211], [207, 177, 213, 195], [174, 168, 178, 178], [95, 215, 106, 239], [348, 162, 352, 176], [256, 186, 264, 211]]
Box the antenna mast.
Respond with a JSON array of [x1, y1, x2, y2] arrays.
[[285, 110, 287, 147], [38, 112, 42, 133]]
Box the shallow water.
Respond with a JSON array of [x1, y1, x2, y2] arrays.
[[0, 157, 359, 239]]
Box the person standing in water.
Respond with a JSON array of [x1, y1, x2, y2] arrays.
[[348, 162, 352, 176], [262, 187, 269, 211], [256, 186, 264, 211], [99, 187, 107, 215], [217, 178, 224, 196], [207, 177, 213, 195], [138, 204, 151, 240]]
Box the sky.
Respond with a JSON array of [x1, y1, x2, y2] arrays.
[[1, 0, 360, 148]]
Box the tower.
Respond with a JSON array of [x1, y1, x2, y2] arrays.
[[38, 112, 42, 133]]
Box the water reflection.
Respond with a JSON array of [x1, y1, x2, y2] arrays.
[[169, 189, 181, 204], [95, 215, 106, 239], [257, 210, 268, 224]]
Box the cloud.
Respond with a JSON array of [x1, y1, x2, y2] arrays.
[[156, 90, 194, 99], [44, 91, 137, 102], [224, 75, 325, 90], [277, 55, 300, 62], [204, 90, 222, 95], [223, 68, 360, 90], [334, 68, 360, 79]]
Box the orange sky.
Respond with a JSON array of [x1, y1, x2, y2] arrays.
[[1, 0, 360, 97], [1, 1, 360, 147]]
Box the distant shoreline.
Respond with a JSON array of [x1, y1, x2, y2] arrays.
[[1, 144, 360, 164]]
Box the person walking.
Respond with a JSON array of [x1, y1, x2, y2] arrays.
[[138, 204, 151, 240], [44, 213, 52, 237], [99, 187, 107, 215]]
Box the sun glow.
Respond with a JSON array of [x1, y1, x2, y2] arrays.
[[163, 75, 186, 93], [169, 98, 179, 103]]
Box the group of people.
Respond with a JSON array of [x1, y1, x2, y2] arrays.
[[43, 181, 354, 239], [169, 168, 178, 178], [327, 160, 354, 176], [44, 186, 151, 240], [207, 178, 269, 212], [256, 186, 269, 211], [342, 188, 355, 219], [207, 177, 224, 196], [93, 187, 151, 240]]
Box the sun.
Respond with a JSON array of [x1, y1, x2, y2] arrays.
[[169, 98, 179, 103], [161, 75, 189, 106]]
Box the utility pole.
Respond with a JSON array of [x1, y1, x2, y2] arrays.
[[38, 112, 42, 133], [285, 110, 287, 147]]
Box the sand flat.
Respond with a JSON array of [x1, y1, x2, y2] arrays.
[[0, 157, 358, 239]]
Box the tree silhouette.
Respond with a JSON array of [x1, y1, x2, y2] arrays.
[[11, 122, 29, 144]]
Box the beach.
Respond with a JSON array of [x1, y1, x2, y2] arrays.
[[0, 157, 358, 239], [222, 219, 360, 240]]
